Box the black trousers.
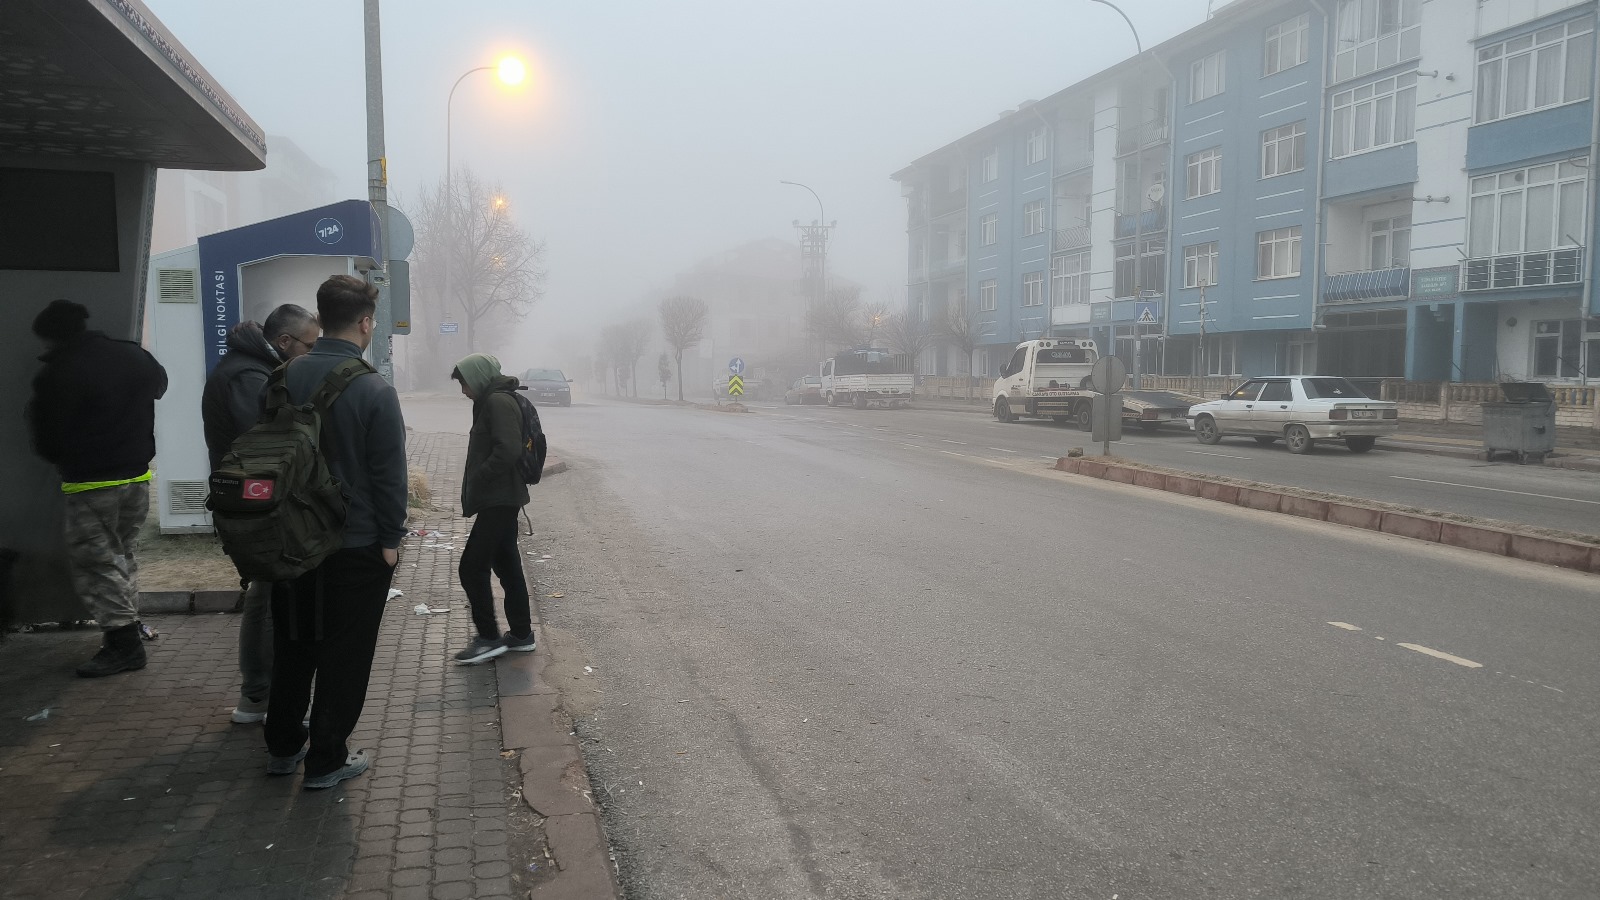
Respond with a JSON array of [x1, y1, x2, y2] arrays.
[[459, 505, 531, 641], [264, 543, 394, 778]]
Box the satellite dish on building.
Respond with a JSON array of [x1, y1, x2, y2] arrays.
[[1147, 182, 1165, 204]]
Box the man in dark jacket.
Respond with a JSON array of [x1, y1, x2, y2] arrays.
[[264, 275, 407, 790], [200, 304, 319, 725], [27, 299, 169, 677], [449, 353, 534, 665]]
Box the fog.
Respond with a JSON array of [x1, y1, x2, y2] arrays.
[[147, 0, 1211, 369]]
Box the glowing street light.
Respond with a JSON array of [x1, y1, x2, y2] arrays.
[[497, 56, 527, 86]]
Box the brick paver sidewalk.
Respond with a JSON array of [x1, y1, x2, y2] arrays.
[[0, 431, 552, 900]]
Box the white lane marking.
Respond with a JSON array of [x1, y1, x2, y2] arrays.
[[1185, 450, 1253, 460], [900, 443, 923, 450], [1397, 643, 1483, 669], [940, 450, 965, 457], [940, 440, 967, 445], [1328, 622, 1362, 631], [987, 447, 1018, 453], [1389, 476, 1600, 506], [1039, 456, 1058, 460]]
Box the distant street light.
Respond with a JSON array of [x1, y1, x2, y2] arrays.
[[1087, 0, 1141, 53], [780, 180, 833, 358], [443, 56, 526, 347]]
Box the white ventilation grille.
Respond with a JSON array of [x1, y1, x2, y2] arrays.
[[168, 481, 210, 516], [157, 268, 199, 303]]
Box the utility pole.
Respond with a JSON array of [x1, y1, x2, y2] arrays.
[[363, 0, 393, 383], [781, 181, 832, 361]]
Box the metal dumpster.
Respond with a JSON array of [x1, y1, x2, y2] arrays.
[[1482, 382, 1557, 464]]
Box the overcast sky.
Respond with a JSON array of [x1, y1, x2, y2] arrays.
[[147, 0, 1215, 360]]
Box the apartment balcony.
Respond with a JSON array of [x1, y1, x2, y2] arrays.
[[1461, 248, 1584, 291], [1054, 225, 1091, 252], [1322, 266, 1409, 304], [1114, 202, 1166, 238], [929, 255, 966, 280], [930, 188, 966, 219], [1116, 119, 1170, 155]]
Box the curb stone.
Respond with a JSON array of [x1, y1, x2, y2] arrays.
[[1054, 455, 1600, 575]]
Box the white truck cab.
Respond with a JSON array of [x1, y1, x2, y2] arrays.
[[993, 339, 1198, 430]]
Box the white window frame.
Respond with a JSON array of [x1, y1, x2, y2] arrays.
[[979, 213, 998, 246], [979, 279, 998, 311], [1190, 51, 1226, 103], [1183, 242, 1219, 288], [1256, 226, 1303, 280], [1368, 215, 1411, 268], [1264, 13, 1310, 76], [1475, 17, 1596, 124], [1025, 127, 1048, 165], [1021, 271, 1045, 307], [1186, 147, 1222, 198], [1467, 159, 1588, 258], [1023, 199, 1046, 236], [1203, 334, 1240, 376], [1331, 72, 1417, 158], [981, 149, 999, 183], [1261, 121, 1307, 178], [1334, 0, 1422, 84], [1051, 251, 1091, 307], [1532, 318, 1590, 379]]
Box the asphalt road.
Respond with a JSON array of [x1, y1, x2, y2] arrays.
[[419, 396, 1600, 900], [751, 400, 1600, 536]]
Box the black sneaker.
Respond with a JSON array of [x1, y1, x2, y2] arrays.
[[453, 636, 506, 665], [76, 625, 147, 678], [502, 631, 536, 652], [303, 750, 370, 790], [265, 745, 308, 776]]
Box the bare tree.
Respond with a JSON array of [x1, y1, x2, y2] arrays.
[[414, 168, 546, 353], [883, 311, 936, 373], [657, 352, 672, 399], [807, 285, 865, 354], [659, 295, 708, 401], [942, 305, 980, 401], [617, 318, 653, 397]]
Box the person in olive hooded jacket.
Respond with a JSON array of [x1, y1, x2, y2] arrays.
[[449, 353, 534, 664]]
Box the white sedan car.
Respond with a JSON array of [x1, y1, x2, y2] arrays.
[[1187, 376, 1398, 454]]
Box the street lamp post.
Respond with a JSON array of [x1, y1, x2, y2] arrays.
[[780, 180, 832, 358], [443, 57, 524, 352]]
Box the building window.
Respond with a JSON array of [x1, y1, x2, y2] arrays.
[[1026, 128, 1048, 165], [1369, 215, 1411, 268], [979, 279, 997, 311], [1023, 200, 1046, 236], [1190, 51, 1226, 102], [1052, 251, 1090, 306], [1334, 0, 1422, 84], [979, 213, 998, 246], [1256, 226, 1302, 279], [1203, 334, 1239, 376], [1331, 72, 1417, 158], [1476, 18, 1595, 124], [1183, 242, 1219, 288], [1264, 13, 1310, 76], [1260, 121, 1306, 178], [1186, 147, 1221, 198], [1115, 238, 1167, 297], [1022, 271, 1045, 306], [1533, 319, 1585, 378], [982, 149, 999, 183], [1468, 160, 1587, 258]]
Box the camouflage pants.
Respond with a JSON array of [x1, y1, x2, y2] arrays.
[[63, 482, 149, 629]]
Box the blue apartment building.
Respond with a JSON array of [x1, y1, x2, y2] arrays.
[[894, 0, 1600, 389]]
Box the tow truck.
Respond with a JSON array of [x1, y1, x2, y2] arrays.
[[991, 339, 1199, 430]]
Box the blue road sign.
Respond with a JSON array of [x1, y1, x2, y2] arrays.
[[1135, 301, 1160, 325], [729, 357, 746, 375]]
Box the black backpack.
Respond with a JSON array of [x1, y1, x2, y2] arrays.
[[510, 388, 548, 485], [206, 358, 373, 580]]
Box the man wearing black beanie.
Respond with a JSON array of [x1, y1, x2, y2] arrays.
[[27, 299, 169, 677]]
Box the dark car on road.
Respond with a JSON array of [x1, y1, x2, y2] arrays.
[[522, 368, 572, 407]]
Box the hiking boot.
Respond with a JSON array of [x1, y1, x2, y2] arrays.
[[502, 631, 536, 653], [266, 745, 308, 776], [76, 624, 147, 678], [303, 750, 370, 790], [453, 636, 506, 665], [232, 696, 269, 724]]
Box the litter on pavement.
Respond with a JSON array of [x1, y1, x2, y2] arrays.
[[387, 589, 404, 600], [24, 708, 51, 722]]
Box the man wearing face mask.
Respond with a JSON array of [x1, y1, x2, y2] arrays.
[[201, 303, 321, 725]]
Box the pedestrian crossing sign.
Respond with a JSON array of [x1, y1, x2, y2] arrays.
[[1135, 301, 1159, 325], [727, 375, 744, 396]]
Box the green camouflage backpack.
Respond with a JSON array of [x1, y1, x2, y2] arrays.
[[206, 357, 373, 580]]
